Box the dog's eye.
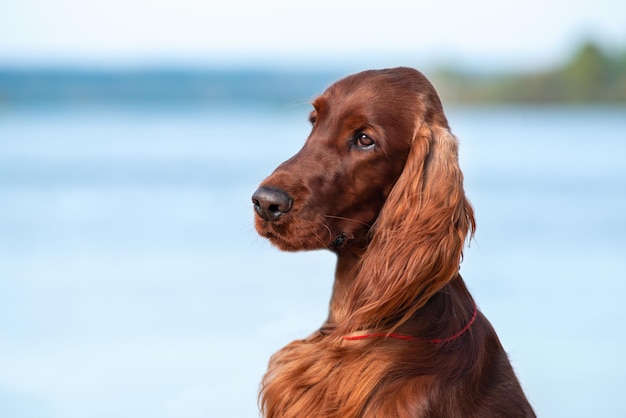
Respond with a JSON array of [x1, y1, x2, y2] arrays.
[[355, 133, 375, 150]]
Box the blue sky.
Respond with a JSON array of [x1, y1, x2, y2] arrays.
[[1, 0, 625, 69]]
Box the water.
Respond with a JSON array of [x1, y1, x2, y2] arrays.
[[0, 104, 625, 417]]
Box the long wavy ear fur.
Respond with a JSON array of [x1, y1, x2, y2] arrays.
[[340, 122, 476, 334]]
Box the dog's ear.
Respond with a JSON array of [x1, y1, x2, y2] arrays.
[[341, 122, 475, 333]]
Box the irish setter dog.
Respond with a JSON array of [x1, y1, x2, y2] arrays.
[[252, 67, 535, 417]]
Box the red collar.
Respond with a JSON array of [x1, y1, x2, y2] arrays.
[[340, 302, 478, 344]]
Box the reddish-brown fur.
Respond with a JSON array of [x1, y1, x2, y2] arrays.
[[252, 67, 535, 417]]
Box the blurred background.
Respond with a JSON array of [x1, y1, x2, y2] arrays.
[[0, 0, 625, 417]]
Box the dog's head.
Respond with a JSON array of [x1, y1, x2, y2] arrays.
[[252, 67, 462, 254]]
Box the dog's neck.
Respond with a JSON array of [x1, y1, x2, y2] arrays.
[[327, 249, 363, 324], [326, 249, 475, 340]]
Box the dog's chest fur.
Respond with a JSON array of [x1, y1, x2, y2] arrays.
[[261, 335, 442, 418]]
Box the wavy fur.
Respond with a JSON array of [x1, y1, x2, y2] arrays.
[[340, 123, 475, 335]]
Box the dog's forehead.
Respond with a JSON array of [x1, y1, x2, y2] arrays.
[[314, 68, 433, 115], [312, 83, 395, 121], [322, 74, 397, 104], [311, 93, 382, 129], [330, 68, 431, 96], [310, 67, 450, 132]]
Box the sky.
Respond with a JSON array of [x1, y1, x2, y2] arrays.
[[1, 0, 625, 70]]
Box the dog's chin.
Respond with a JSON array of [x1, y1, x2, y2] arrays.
[[272, 233, 354, 253], [255, 214, 358, 252], [258, 228, 348, 252], [265, 234, 323, 252]]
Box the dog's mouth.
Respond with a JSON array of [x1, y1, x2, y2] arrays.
[[256, 216, 353, 252], [259, 229, 292, 250], [256, 219, 303, 251]]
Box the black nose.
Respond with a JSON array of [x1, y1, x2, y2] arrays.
[[252, 186, 293, 221]]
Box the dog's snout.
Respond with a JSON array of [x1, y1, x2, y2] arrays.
[[252, 186, 293, 221]]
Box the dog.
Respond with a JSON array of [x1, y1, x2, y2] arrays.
[[252, 67, 535, 417]]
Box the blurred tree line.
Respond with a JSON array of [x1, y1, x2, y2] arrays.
[[0, 40, 624, 106], [433, 40, 626, 103]]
